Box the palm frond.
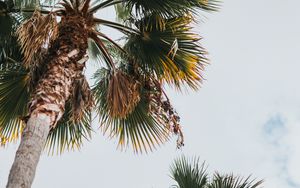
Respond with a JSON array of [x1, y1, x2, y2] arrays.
[[95, 31, 126, 54], [45, 102, 92, 155], [123, 0, 219, 18], [87, 39, 100, 60], [0, 62, 93, 153], [208, 174, 263, 188], [106, 70, 141, 118], [0, 29, 22, 64], [0, 64, 29, 145], [124, 15, 207, 90], [0, 69, 94, 153], [12, 0, 40, 9], [70, 75, 93, 122], [87, 38, 112, 65], [0, 13, 13, 35], [0, 1, 33, 145], [169, 156, 263, 188], [170, 156, 208, 188], [0, 9, 28, 64], [89, 32, 116, 69], [88, 37, 126, 69], [114, 2, 131, 22], [17, 10, 58, 68], [92, 68, 170, 153]]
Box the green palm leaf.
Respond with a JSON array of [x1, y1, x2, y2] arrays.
[[170, 156, 263, 188], [114, 3, 131, 22], [0, 0, 36, 145], [92, 68, 170, 153], [45, 102, 92, 155], [124, 15, 207, 90], [12, 0, 39, 8], [0, 14, 13, 35], [208, 174, 263, 188], [0, 64, 29, 145], [0, 64, 93, 152], [0, 1, 33, 64], [124, 0, 219, 18], [170, 156, 208, 188], [0, 14, 22, 63]]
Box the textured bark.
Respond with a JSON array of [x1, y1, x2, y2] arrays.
[[7, 14, 89, 188], [6, 113, 50, 188], [6, 50, 81, 188]]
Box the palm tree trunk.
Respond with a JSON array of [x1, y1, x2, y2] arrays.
[[6, 113, 51, 188], [6, 13, 88, 187], [6, 49, 82, 188]]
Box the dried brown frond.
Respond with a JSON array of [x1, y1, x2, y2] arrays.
[[107, 70, 141, 118], [71, 75, 93, 122], [28, 48, 48, 90], [17, 10, 58, 68]]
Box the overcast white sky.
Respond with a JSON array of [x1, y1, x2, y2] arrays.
[[1, 0, 300, 187]]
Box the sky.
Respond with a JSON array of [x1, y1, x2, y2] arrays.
[[1, 0, 300, 187]]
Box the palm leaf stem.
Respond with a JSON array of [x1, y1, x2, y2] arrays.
[[93, 18, 140, 35], [7, 8, 52, 14], [94, 31, 126, 54], [90, 33, 116, 71], [89, 0, 122, 13]]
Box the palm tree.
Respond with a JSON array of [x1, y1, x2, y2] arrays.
[[170, 156, 264, 188], [0, 0, 219, 187]]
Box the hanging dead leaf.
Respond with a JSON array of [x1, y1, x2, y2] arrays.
[[107, 70, 141, 118]]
